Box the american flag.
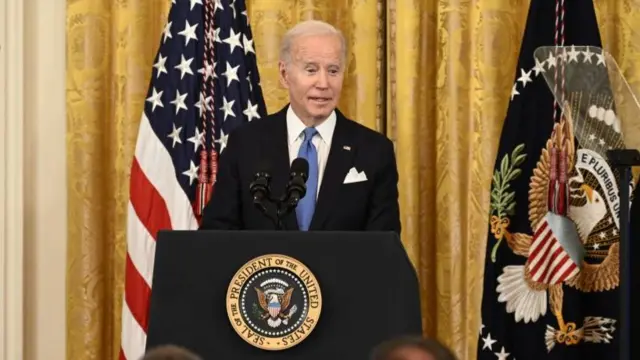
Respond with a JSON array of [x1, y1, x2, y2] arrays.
[[526, 146, 582, 286], [119, 0, 266, 359], [527, 215, 580, 285]]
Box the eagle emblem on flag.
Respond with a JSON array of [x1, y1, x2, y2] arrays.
[[491, 110, 622, 351]]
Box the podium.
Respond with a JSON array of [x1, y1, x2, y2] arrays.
[[145, 230, 423, 359]]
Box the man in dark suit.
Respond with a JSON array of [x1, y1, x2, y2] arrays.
[[200, 20, 400, 234]]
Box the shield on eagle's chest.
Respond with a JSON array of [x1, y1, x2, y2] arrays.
[[268, 300, 280, 318]]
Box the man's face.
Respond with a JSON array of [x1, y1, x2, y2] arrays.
[[388, 346, 436, 360], [279, 33, 344, 125]]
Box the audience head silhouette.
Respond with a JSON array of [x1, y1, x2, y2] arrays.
[[370, 335, 458, 360], [139, 345, 202, 360]]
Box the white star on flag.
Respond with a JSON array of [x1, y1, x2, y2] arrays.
[[517, 68, 532, 88], [510, 84, 519, 101], [482, 333, 497, 350], [221, 96, 236, 120], [198, 62, 215, 81], [494, 346, 510, 360], [153, 54, 168, 78], [567, 45, 580, 62], [174, 55, 194, 79], [187, 127, 204, 151], [582, 47, 594, 63], [189, 0, 202, 10], [243, 34, 255, 55], [178, 20, 198, 45], [162, 22, 172, 43], [170, 89, 188, 114], [546, 51, 557, 68], [222, 62, 240, 86], [223, 28, 243, 53], [243, 99, 261, 121], [146, 87, 164, 112], [216, 129, 229, 153], [532, 57, 546, 76], [167, 123, 183, 148], [214, 0, 224, 13], [182, 161, 199, 185]]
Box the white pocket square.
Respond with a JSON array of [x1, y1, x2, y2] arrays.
[[343, 167, 368, 184]]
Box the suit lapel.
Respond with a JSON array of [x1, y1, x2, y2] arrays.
[[261, 106, 299, 230], [309, 113, 355, 230]]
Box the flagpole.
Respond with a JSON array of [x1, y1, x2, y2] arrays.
[[606, 149, 640, 360]]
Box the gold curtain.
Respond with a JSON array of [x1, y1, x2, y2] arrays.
[[66, 0, 640, 359]]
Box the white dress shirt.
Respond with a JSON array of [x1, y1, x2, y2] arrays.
[[286, 106, 336, 197]]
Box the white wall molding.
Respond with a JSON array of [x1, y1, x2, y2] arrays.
[[0, 0, 25, 358], [23, 0, 67, 358]]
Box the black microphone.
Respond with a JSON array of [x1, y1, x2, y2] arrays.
[[249, 163, 272, 213], [248, 161, 281, 229], [283, 158, 309, 209]]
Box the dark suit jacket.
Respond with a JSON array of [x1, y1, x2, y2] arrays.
[[199, 105, 401, 234]]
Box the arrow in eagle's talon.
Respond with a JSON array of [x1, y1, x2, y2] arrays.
[[554, 327, 582, 345]]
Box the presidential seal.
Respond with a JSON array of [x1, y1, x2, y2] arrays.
[[226, 254, 322, 351]]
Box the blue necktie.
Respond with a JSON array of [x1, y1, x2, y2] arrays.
[[296, 127, 318, 231]]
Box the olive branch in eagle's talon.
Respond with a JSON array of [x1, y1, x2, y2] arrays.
[[489, 143, 527, 263]]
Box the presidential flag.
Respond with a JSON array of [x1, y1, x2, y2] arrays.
[[119, 0, 266, 359], [476, 0, 629, 359]]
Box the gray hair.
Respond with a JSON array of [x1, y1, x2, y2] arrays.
[[279, 20, 347, 65]]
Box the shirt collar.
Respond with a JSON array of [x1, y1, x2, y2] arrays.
[[286, 105, 336, 146]]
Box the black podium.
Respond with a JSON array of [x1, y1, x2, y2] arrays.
[[145, 230, 422, 359]]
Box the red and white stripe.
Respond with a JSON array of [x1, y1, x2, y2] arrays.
[[527, 220, 579, 285], [119, 114, 198, 360]]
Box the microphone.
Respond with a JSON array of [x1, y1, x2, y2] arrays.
[[283, 158, 309, 209], [249, 163, 272, 213], [248, 160, 281, 229]]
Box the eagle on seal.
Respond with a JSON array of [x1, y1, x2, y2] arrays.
[[255, 287, 295, 328]]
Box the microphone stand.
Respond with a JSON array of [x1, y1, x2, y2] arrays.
[[251, 162, 307, 231], [275, 197, 288, 231], [253, 197, 280, 230], [606, 149, 640, 360], [255, 194, 295, 231], [274, 195, 301, 231], [250, 172, 284, 230]]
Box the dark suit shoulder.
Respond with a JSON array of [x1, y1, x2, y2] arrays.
[[227, 110, 284, 143], [229, 113, 274, 136], [340, 115, 394, 149]]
